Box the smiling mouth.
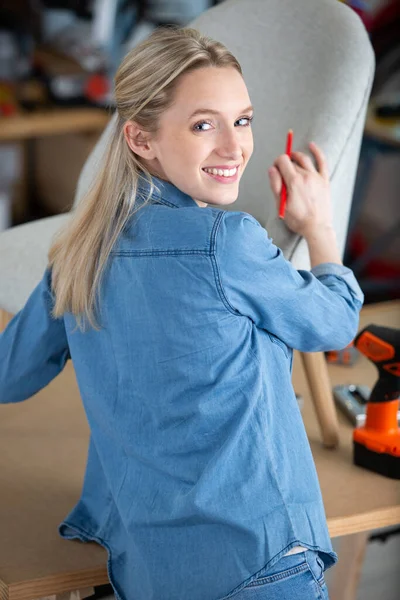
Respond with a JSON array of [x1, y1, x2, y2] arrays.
[[202, 165, 239, 178]]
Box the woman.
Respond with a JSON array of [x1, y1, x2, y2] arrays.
[[0, 27, 363, 599]]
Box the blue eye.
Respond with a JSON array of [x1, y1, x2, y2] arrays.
[[193, 121, 213, 131], [236, 116, 254, 127], [192, 115, 254, 132]]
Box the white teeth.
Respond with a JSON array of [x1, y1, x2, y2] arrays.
[[204, 167, 238, 177]]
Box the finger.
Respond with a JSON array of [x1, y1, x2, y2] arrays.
[[309, 142, 329, 179], [290, 151, 317, 173], [268, 166, 283, 198], [274, 154, 297, 185]]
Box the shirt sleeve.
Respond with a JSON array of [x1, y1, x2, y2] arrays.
[[215, 211, 364, 352], [0, 269, 70, 404]]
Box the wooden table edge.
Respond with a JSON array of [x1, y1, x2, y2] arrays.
[[328, 505, 400, 538], [1, 566, 109, 600], [2, 506, 400, 599]]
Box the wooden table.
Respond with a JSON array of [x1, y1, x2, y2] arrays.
[[0, 301, 399, 600]]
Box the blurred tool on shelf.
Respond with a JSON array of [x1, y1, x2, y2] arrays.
[[334, 384, 373, 426], [326, 341, 360, 366], [344, 0, 400, 304]]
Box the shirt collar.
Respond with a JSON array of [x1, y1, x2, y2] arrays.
[[136, 173, 199, 209]]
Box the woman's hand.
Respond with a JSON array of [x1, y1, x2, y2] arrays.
[[268, 142, 333, 239]]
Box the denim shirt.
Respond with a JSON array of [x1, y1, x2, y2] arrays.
[[0, 176, 363, 600]]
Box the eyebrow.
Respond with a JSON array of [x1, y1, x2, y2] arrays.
[[189, 105, 254, 119]]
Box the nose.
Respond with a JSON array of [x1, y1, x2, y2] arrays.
[[216, 127, 242, 161]]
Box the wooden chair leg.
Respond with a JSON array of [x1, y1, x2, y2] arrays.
[[0, 308, 13, 332], [329, 531, 369, 600], [300, 351, 339, 448]]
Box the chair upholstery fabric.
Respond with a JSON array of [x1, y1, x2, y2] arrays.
[[0, 215, 69, 314], [0, 0, 375, 314]]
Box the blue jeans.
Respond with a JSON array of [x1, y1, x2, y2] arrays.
[[222, 551, 330, 599]]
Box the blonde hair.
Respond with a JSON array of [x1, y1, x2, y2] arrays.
[[48, 26, 242, 330]]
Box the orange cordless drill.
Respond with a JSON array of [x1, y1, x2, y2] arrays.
[[353, 324, 400, 479]]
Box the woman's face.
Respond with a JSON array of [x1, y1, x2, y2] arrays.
[[133, 66, 254, 208]]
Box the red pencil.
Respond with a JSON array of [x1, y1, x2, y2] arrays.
[[279, 129, 293, 219]]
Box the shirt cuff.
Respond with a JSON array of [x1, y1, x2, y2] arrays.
[[310, 263, 364, 304]]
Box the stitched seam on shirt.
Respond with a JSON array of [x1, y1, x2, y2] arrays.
[[106, 319, 120, 418], [111, 249, 211, 256], [268, 333, 290, 360], [211, 212, 244, 315], [45, 268, 72, 360], [313, 273, 364, 304], [210, 215, 262, 366], [156, 197, 179, 208]]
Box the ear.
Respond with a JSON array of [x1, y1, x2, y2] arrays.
[[123, 121, 157, 159]]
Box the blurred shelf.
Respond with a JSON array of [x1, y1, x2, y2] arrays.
[[365, 101, 400, 147], [0, 107, 111, 142]]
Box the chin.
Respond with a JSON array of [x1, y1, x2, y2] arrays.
[[204, 187, 239, 206], [212, 192, 239, 207]]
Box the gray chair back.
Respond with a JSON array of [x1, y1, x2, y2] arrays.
[[76, 0, 374, 268], [0, 0, 374, 315]]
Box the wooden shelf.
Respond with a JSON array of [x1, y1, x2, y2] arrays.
[[0, 108, 110, 142]]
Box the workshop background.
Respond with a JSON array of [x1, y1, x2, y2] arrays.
[[0, 1, 399, 600]]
